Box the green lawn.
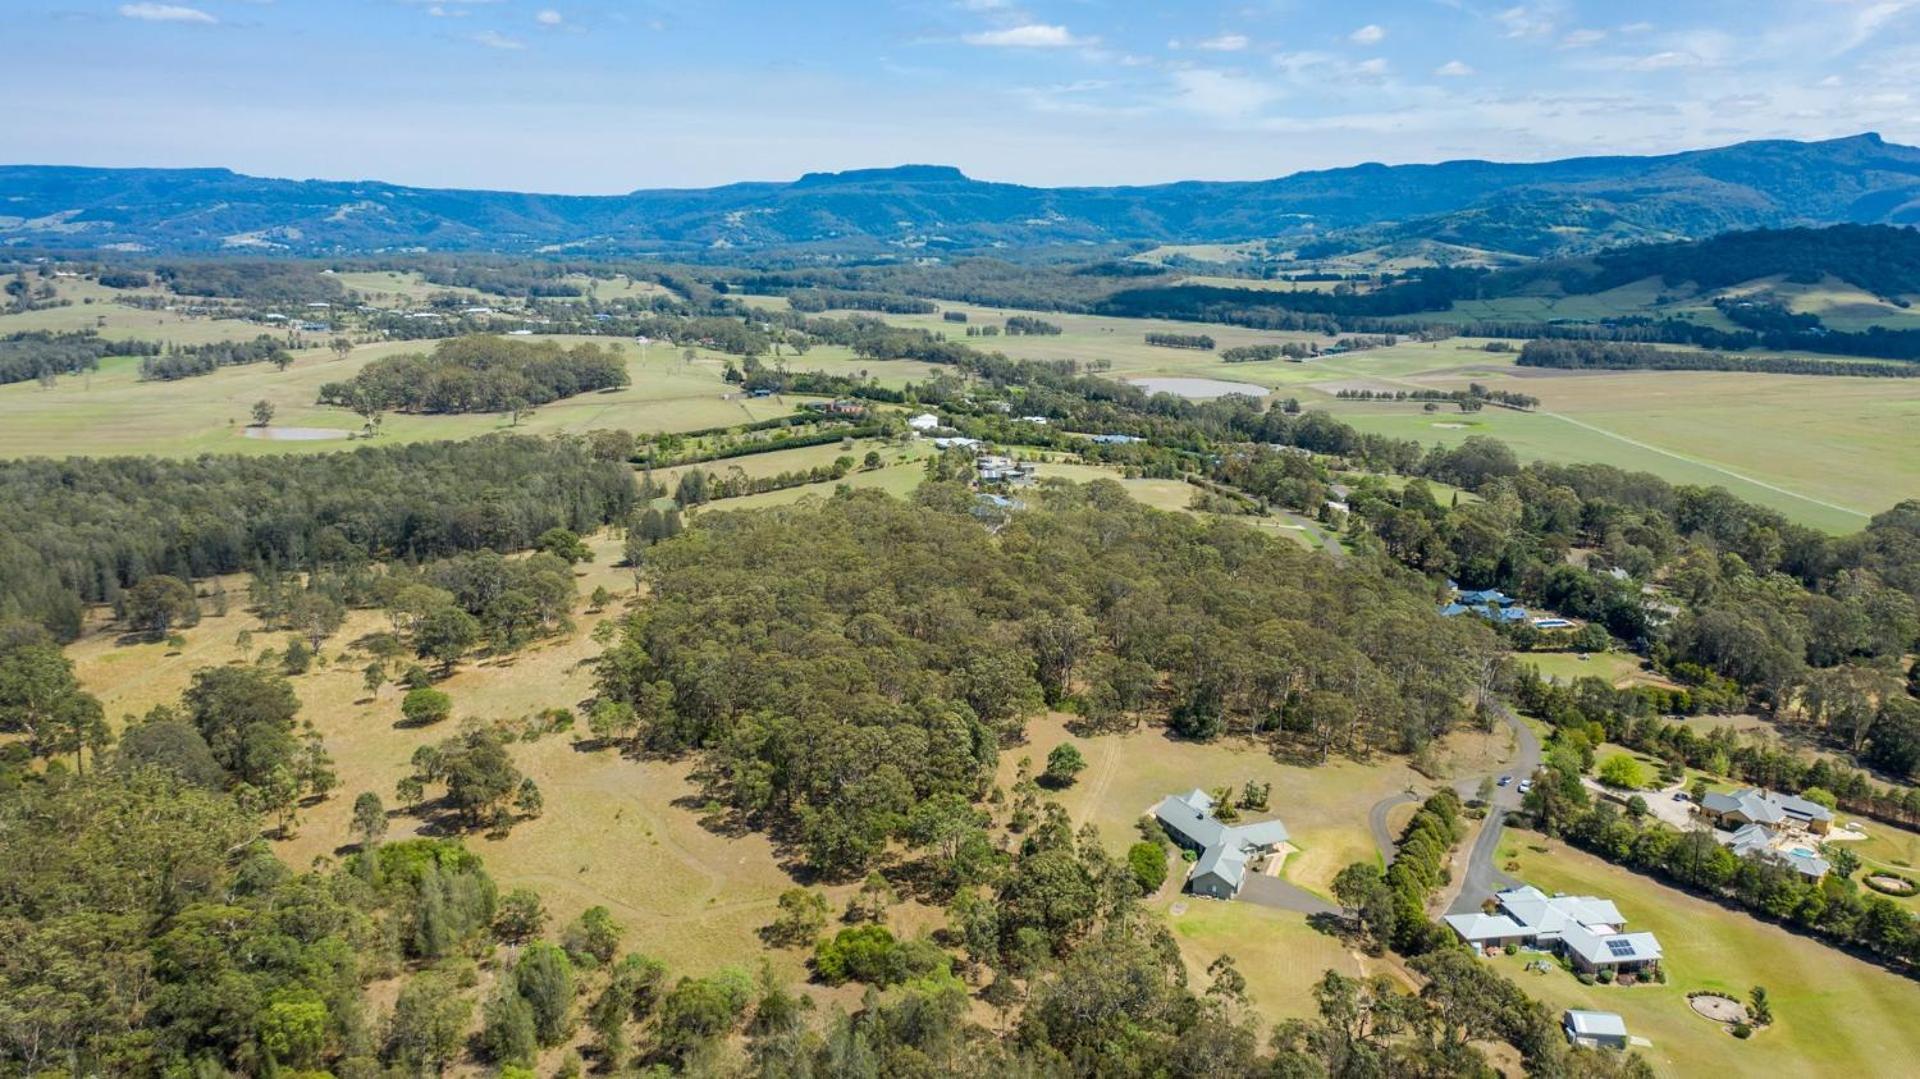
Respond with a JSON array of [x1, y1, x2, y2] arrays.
[[1157, 896, 1398, 1021], [1523, 652, 1658, 688], [1494, 831, 1920, 1078]]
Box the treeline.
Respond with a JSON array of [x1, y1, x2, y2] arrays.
[[0, 435, 634, 639], [1004, 315, 1062, 336], [1145, 332, 1214, 350], [1517, 338, 1920, 378], [1330, 789, 1467, 956], [1514, 669, 1920, 829], [137, 334, 293, 381], [597, 486, 1493, 878], [317, 335, 628, 415], [1221, 342, 1316, 362], [1575, 224, 1920, 299], [784, 289, 936, 314], [0, 329, 159, 385], [1335, 383, 1539, 410], [1096, 269, 1475, 325]]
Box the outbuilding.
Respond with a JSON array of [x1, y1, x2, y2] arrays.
[[1563, 1010, 1628, 1050]]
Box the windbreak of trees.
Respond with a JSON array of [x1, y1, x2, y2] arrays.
[[0, 330, 160, 385], [1518, 338, 1920, 378], [784, 289, 936, 314], [1144, 332, 1214, 350], [597, 484, 1495, 879], [317, 335, 628, 415], [138, 334, 293, 381], [0, 435, 634, 639]]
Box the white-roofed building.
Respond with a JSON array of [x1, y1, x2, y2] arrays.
[[1563, 1010, 1629, 1050], [1444, 885, 1662, 976]]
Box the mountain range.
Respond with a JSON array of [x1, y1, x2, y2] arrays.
[[4, 133, 1920, 260]]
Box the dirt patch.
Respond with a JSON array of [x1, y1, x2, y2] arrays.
[[1866, 873, 1918, 896], [1689, 993, 1746, 1023]]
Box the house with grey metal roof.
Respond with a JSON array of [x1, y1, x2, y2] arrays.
[[1699, 787, 1833, 835], [1153, 789, 1290, 900], [1445, 885, 1662, 976], [1719, 822, 1830, 880], [1563, 1010, 1629, 1050]]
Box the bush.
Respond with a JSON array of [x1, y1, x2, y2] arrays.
[[1127, 841, 1169, 895], [1597, 754, 1649, 790], [1731, 1022, 1753, 1039], [401, 687, 453, 727], [810, 925, 948, 987]]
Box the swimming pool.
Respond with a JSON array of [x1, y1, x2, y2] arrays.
[[1790, 847, 1818, 858]]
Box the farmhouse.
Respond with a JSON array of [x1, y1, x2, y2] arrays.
[[1699, 787, 1833, 835], [907, 412, 942, 432], [1439, 587, 1530, 624], [1153, 789, 1290, 900], [1562, 1010, 1629, 1050], [1444, 885, 1663, 976]]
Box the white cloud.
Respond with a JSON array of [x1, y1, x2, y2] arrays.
[[963, 24, 1084, 48], [118, 3, 216, 23], [1349, 24, 1386, 46], [1561, 28, 1606, 48], [1434, 60, 1475, 77], [536, 9, 562, 26], [1195, 33, 1249, 52], [471, 29, 524, 50], [1630, 50, 1701, 70], [1494, 5, 1559, 39], [1170, 68, 1280, 119], [1354, 57, 1390, 76]]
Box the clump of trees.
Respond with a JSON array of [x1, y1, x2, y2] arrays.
[[138, 335, 293, 381], [317, 335, 628, 415], [1144, 332, 1215, 350]]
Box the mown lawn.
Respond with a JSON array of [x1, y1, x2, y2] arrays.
[[1492, 830, 1920, 1078]]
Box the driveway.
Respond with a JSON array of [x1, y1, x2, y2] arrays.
[[1237, 872, 1338, 915], [1446, 703, 1541, 914], [1581, 777, 1699, 831]]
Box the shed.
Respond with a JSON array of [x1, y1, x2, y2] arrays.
[[1562, 1010, 1628, 1050]]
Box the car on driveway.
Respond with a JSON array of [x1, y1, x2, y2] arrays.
[[1517, 780, 1534, 794], [1674, 791, 1690, 801], [1497, 775, 1512, 787]]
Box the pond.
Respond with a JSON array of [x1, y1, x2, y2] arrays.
[[1127, 377, 1270, 400]]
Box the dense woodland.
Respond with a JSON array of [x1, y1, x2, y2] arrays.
[[0, 436, 634, 639], [316, 336, 629, 416], [137, 334, 294, 381], [597, 486, 1497, 879]]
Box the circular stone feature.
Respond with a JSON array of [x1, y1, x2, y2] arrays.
[[1688, 994, 1746, 1023], [1865, 872, 1918, 896]]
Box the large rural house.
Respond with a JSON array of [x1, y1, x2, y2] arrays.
[[1153, 789, 1290, 900], [1444, 885, 1663, 976], [1698, 787, 1834, 835]]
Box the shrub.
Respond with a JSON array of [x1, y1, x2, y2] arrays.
[[402, 687, 453, 727], [1597, 754, 1648, 790], [1731, 1022, 1753, 1039], [810, 925, 948, 987], [1127, 841, 1169, 895]]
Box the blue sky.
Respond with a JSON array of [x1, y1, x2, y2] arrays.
[[7, 1, 1920, 192]]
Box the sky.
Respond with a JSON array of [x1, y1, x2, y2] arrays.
[[6, 1, 1920, 193]]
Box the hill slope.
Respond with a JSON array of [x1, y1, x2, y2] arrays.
[[5, 134, 1920, 257]]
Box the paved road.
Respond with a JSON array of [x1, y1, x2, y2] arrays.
[[1368, 791, 1419, 865], [1446, 703, 1542, 914], [1238, 871, 1338, 915]]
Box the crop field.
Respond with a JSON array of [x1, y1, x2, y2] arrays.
[[0, 335, 805, 458], [1491, 831, 1920, 1078]]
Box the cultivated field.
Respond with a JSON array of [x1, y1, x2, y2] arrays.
[[1492, 831, 1920, 1078]]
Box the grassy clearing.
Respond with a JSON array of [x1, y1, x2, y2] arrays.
[[1523, 651, 1660, 688], [0, 335, 802, 458], [1493, 831, 1920, 1078], [1156, 896, 1399, 1020], [1005, 713, 1514, 899], [0, 277, 281, 346], [60, 534, 899, 991]]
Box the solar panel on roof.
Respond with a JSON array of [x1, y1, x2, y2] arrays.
[[1605, 938, 1635, 957]]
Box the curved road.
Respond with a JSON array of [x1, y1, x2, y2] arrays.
[[1363, 702, 1541, 914]]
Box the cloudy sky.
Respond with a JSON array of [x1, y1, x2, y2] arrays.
[[7, 1, 1919, 192]]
